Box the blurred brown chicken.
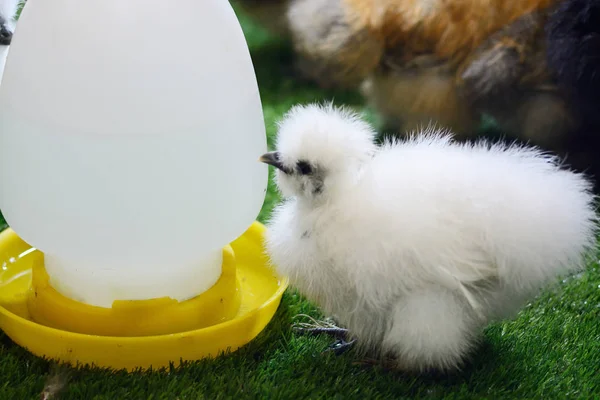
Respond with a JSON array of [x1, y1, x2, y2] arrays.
[[235, 0, 587, 162]]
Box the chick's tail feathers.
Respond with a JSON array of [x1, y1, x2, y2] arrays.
[[492, 159, 599, 293]]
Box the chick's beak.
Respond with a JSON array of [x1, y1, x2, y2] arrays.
[[259, 151, 286, 171]]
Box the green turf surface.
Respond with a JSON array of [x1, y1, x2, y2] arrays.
[[1, 5, 599, 399]]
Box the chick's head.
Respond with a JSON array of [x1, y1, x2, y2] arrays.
[[260, 103, 377, 201]]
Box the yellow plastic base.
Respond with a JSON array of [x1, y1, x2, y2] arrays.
[[0, 221, 288, 371], [27, 245, 241, 337]]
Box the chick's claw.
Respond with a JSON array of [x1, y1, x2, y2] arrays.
[[323, 338, 357, 355]]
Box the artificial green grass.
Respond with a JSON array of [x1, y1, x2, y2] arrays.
[[0, 5, 599, 399]]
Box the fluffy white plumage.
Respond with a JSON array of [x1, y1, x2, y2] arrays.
[[263, 103, 599, 372]]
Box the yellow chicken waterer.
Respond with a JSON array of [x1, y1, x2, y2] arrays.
[[0, 0, 287, 371]]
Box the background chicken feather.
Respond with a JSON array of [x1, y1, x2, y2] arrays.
[[239, 0, 600, 190]]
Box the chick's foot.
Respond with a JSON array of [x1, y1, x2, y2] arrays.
[[292, 315, 357, 354], [294, 326, 349, 339]]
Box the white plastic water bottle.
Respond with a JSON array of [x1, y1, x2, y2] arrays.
[[0, 0, 268, 307]]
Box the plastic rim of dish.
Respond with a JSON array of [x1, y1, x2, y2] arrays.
[[27, 245, 243, 337], [0, 221, 288, 372]]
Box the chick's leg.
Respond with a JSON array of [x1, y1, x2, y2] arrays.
[[292, 315, 356, 354], [381, 288, 483, 373], [295, 326, 349, 338]]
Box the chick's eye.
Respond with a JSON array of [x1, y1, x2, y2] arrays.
[[296, 160, 313, 175]]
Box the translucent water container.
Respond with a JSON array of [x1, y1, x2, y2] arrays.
[[0, 0, 268, 307]]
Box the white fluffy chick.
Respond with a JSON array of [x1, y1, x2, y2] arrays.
[[261, 103, 599, 373]]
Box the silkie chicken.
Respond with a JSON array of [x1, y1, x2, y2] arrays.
[[0, 0, 21, 45], [238, 0, 598, 186], [261, 103, 598, 372]]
